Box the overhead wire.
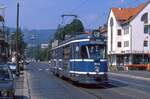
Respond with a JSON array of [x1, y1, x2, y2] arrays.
[[60, 0, 89, 27], [70, 0, 89, 14]]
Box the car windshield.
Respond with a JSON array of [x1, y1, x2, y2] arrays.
[[8, 63, 16, 67], [0, 66, 11, 80], [80, 44, 106, 59]]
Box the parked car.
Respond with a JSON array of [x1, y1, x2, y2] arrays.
[[7, 62, 16, 73], [0, 64, 15, 98]]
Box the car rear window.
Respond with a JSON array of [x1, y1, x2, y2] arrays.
[[0, 66, 11, 80]]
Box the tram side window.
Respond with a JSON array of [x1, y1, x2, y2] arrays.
[[63, 45, 70, 60], [80, 46, 88, 59]]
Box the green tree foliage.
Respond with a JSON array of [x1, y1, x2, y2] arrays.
[[34, 47, 48, 61], [10, 29, 26, 55], [54, 19, 84, 40]]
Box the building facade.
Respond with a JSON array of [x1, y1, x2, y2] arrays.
[[107, 2, 150, 70], [0, 6, 9, 62]]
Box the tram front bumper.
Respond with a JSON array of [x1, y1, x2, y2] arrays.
[[70, 73, 108, 84]]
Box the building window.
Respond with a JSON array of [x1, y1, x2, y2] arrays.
[[124, 41, 129, 47], [144, 40, 148, 47], [144, 25, 150, 34], [110, 18, 114, 27], [124, 27, 129, 35], [141, 12, 148, 24], [144, 25, 148, 34], [117, 29, 122, 35], [117, 42, 122, 47]]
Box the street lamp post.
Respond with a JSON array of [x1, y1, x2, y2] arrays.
[[16, 1, 20, 76]]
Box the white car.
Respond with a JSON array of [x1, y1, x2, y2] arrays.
[[7, 62, 16, 73]]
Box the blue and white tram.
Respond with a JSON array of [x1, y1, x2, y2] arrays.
[[50, 33, 108, 84]]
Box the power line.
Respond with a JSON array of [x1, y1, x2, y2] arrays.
[[61, 0, 88, 25], [70, 0, 89, 13]]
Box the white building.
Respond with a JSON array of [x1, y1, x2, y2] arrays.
[[107, 1, 150, 70]]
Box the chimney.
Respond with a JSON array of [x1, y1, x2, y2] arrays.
[[119, 8, 122, 10]]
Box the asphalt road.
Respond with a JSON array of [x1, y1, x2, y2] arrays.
[[26, 62, 150, 99], [26, 62, 97, 99]]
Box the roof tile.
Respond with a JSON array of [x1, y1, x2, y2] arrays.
[[112, 3, 145, 21]]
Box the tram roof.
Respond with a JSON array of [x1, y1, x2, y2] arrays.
[[51, 33, 106, 50], [60, 33, 105, 44]]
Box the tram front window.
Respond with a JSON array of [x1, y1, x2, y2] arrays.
[[80, 46, 88, 59], [80, 45, 105, 59]]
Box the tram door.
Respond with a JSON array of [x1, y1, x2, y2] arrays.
[[63, 45, 71, 73], [71, 43, 80, 76]]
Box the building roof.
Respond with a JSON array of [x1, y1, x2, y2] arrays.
[[112, 3, 146, 22], [99, 25, 107, 33]]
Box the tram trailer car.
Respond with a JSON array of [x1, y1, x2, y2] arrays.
[[50, 33, 108, 84]]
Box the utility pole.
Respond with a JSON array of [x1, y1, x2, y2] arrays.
[[16, 1, 20, 76], [31, 35, 36, 60]]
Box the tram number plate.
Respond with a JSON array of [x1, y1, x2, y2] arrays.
[[94, 63, 100, 65]]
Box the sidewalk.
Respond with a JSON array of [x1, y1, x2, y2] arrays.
[[109, 71, 150, 81], [15, 70, 30, 99]]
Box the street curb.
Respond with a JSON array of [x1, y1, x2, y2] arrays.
[[23, 69, 30, 99], [109, 72, 150, 81]]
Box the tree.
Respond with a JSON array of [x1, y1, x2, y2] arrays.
[[54, 19, 84, 40], [34, 47, 48, 61], [10, 29, 26, 56]]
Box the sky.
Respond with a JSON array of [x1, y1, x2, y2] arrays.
[[0, 0, 146, 29]]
